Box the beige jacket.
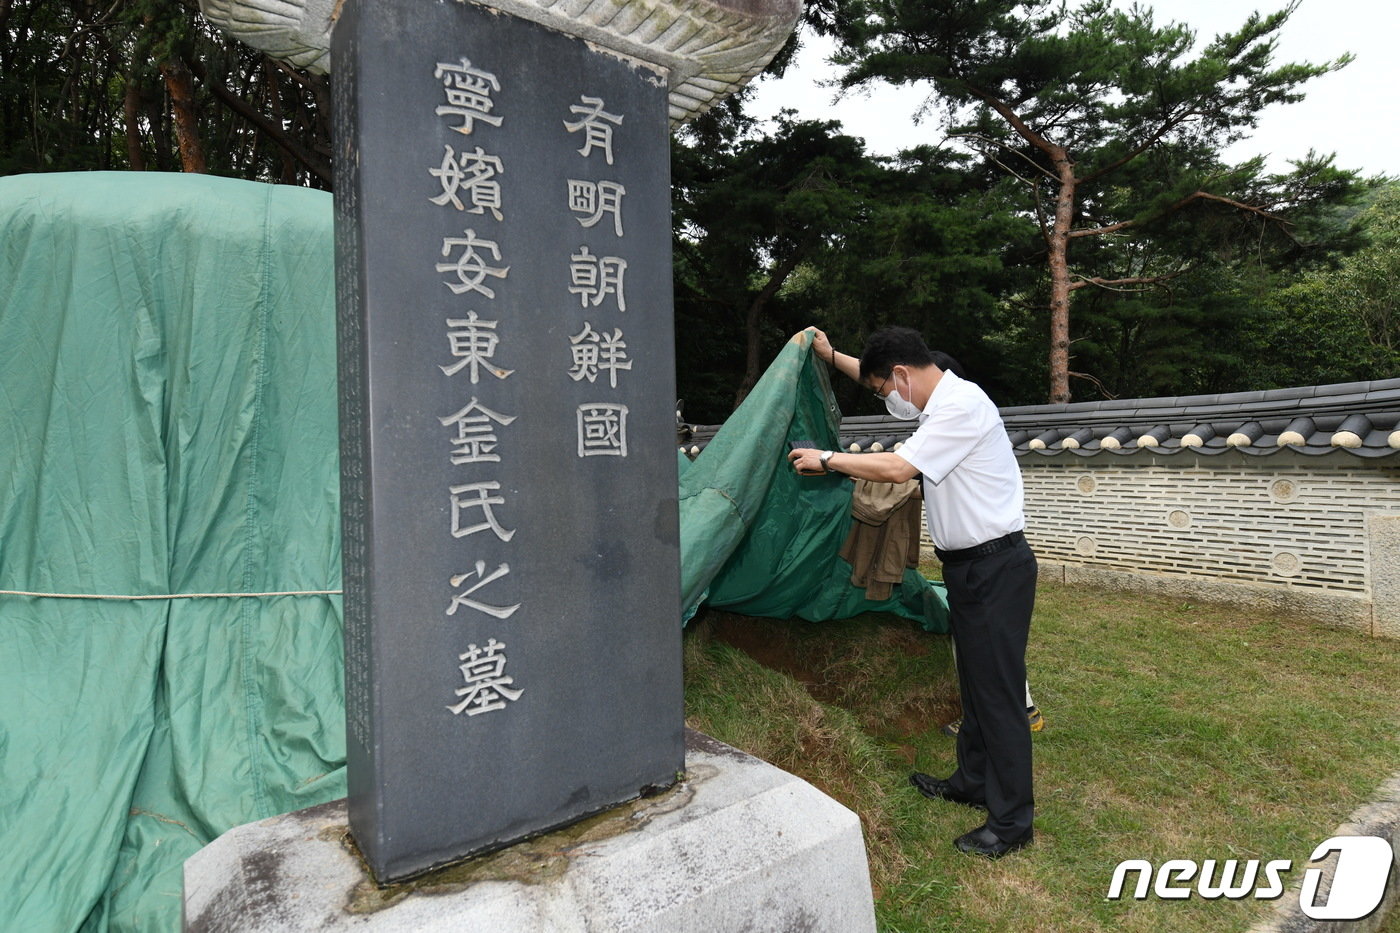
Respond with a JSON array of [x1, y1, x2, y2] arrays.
[[839, 477, 923, 600]]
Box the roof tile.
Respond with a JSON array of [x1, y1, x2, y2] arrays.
[[684, 378, 1400, 461]]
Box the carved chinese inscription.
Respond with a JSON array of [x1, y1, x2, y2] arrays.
[[334, 0, 683, 884]]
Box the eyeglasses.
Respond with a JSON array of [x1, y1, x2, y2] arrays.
[[872, 372, 892, 401]]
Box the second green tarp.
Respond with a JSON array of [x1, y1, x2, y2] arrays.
[[679, 330, 948, 632]]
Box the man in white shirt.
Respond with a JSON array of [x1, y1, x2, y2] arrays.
[[789, 326, 1036, 858]]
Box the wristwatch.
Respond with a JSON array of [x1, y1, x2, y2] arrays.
[[819, 450, 836, 472]]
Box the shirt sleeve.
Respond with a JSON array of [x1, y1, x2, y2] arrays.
[[895, 394, 993, 485]]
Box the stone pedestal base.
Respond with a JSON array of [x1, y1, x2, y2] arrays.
[[183, 730, 877, 932]]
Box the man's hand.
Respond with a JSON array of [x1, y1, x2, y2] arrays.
[[799, 326, 861, 382], [793, 327, 834, 364], [788, 447, 826, 476]]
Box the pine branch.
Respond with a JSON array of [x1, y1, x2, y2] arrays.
[[1068, 267, 1191, 292], [1069, 191, 1293, 240], [192, 59, 332, 185], [948, 132, 1057, 183], [958, 82, 1062, 162], [1068, 370, 1118, 399], [1076, 107, 1204, 186]]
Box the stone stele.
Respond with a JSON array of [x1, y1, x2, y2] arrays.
[[182, 731, 878, 933], [198, 0, 803, 125]]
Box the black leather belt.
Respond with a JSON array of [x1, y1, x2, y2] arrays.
[[935, 530, 1025, 564]]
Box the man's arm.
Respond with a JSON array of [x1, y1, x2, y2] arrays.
[[793, 328, 913, 481], [788, 447, 919, 483], [808, 328, 861, 384]]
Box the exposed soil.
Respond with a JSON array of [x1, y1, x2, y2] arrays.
[[700, 612, 960, 740], [704, 614, 828, 691]]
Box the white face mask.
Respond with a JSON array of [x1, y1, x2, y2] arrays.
[[883, 375, 922, 420]]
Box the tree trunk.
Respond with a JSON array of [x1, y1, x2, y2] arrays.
[[146, 93, 173, 170], [735, 298, 767, 407], [123, 77, 146, 171], [160, 58, 206, 173], [265, 64, 299, 184], [1047, 147, 1076, 403], [733, 252, 803, 408]]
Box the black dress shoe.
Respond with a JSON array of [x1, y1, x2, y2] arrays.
[[954, 825, 1033, 859], [908, 772, 986, 810]]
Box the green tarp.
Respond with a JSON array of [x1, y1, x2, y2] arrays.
[[678, 331, 948, 630], [0, 173, 347, 933], [0, 172, 943, 933]]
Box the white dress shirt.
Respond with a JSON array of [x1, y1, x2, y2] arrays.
[[894, 370, 1025, 551]]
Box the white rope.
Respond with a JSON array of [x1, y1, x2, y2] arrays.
[[0, 589, 342, 600]]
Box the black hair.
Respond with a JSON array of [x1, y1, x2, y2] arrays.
[[858, 326, 936, 381], [929, 350, 966, 380]]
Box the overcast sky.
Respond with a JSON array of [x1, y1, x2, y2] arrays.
[[747, 0, 1399, 179]]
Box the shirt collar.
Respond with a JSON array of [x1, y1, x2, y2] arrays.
[[919, 369, 961, 419]]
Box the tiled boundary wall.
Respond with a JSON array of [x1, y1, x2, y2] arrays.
[[920, 454, 1400, 637]]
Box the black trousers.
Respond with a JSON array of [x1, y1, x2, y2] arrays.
[[942, 537, 1037, 841]]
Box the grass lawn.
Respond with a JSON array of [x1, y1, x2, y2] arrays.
[[682, 571, 1400, 932]]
